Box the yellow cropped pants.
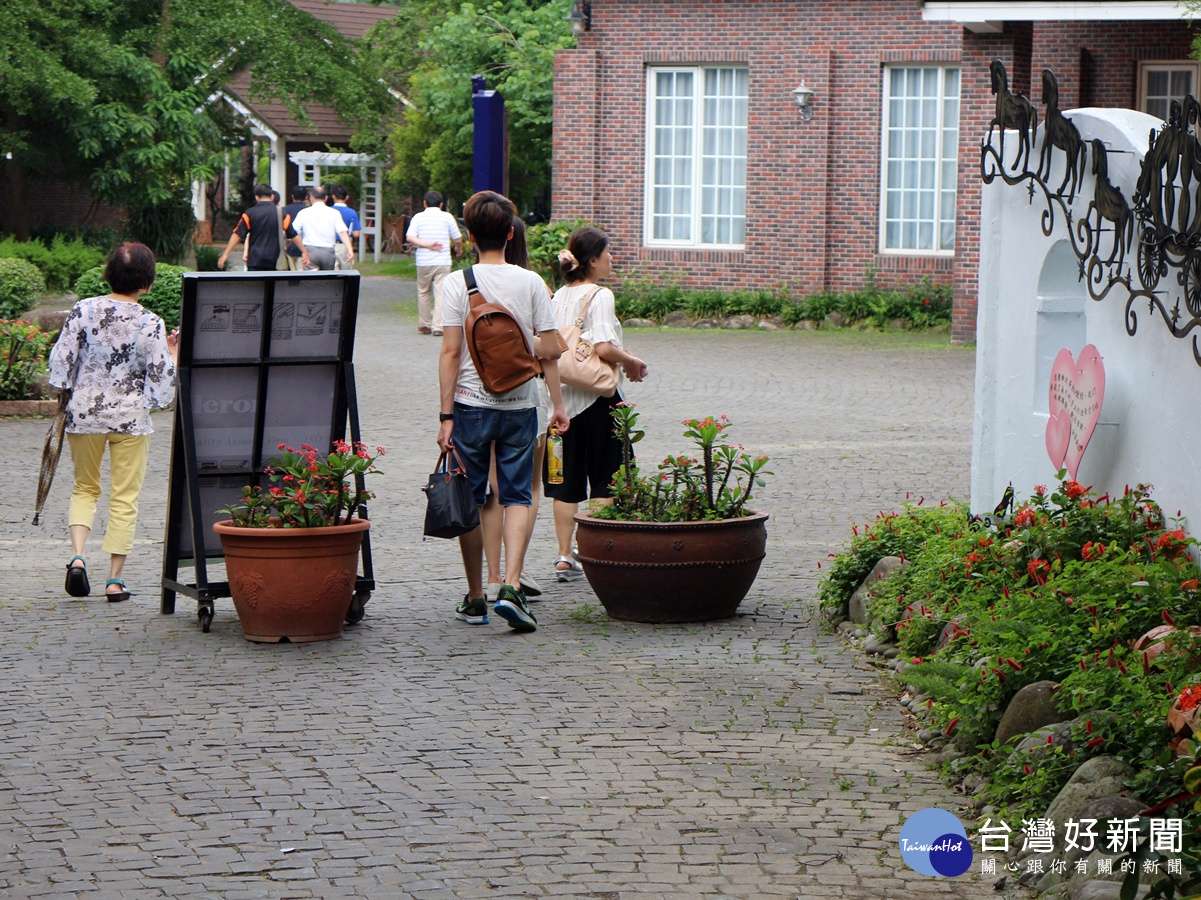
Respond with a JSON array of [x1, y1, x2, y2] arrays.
[[66, 433, 151, 556]]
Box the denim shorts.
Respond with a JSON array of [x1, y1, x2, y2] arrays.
[[452, 403, 538, 506]]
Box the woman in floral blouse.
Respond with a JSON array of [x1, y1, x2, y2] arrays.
[[48, 242, 179, 601]]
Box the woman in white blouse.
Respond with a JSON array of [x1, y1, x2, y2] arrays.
[[48, 242, 179, 601], [545, 227, 648, 582]]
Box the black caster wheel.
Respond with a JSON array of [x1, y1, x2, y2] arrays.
[[198, 606, 213, 633], [345, 591, 370, 625]]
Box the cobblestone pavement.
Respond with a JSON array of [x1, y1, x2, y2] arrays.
[[0, 277, 995, 899]]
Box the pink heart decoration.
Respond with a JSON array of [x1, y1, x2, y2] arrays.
[[1044, 408, 1071, 472], [1045, 345, 1105, 481]]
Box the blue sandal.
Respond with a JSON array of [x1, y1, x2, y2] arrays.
[[65, 556, 89, 597], [105, 578, 131, 603]]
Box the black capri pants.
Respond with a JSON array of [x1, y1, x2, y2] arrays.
[[543, 393, 628, 504]]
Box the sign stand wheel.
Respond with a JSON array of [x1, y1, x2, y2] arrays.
[[345, 591, 370, 625], [198, 603, 214, 633]]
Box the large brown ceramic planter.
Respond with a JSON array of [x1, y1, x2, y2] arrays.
[[213, 518, 369, 642], [573, 510, 768, 623]]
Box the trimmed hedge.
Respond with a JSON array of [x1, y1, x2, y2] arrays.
[[73, 264, 186, 329], [613, 276, 953, 330], [0, 236, 103, 293], [0, 258, 46, 319]]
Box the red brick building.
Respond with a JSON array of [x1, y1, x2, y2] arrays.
[[551, 0, 1198, 342]]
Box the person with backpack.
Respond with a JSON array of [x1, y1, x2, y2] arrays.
[[437, 191, 569, 632]]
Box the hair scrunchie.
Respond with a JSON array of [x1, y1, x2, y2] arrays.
[[558, 249, 579, 271]]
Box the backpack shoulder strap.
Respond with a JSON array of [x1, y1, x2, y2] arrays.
[[462, 266, 488, 310]]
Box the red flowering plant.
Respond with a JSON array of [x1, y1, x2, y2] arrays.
[[596, 403, 771, 522], [219, 441, 384, 528]]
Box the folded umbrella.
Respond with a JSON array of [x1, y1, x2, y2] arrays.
[[32, 390, 69, 526]]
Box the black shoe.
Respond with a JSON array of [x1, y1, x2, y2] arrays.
[[494, 586, 537, 632], [65, 556, 89, 597], [105, 578, 131, 603]]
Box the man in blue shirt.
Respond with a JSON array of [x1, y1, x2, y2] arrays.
[[331, 185, 361, 270]]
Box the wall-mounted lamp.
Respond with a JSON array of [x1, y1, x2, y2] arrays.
[[566, 0, 591, 33], [792, 80, 816, 122]]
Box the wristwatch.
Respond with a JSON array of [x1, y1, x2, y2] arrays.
[[439, 412, 454, 422]]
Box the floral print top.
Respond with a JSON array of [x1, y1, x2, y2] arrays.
[[48, 296, 176, 435]]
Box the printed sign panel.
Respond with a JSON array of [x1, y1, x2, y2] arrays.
[[270, 279, 344, 358], [192, 280, 267, 360], [190, 367, 259, 474], [179, 476, 253, 557], [261, 364, 338, 457]]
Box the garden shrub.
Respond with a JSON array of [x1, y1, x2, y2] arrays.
[[0, 235, 104, 293], [0, 319, 52, 400], [193, 244, 221, 272], [73, 263, 186, 329], [526, 218, 596, 289], [605, 277, 953, 330], [820, 479, 1201, 825], [0, 258, 46, 319]]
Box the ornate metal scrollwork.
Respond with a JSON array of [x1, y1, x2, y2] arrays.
[[980, 62, 1201, 366]]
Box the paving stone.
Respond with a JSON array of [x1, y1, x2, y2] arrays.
[[0, 277, 1003, 898]]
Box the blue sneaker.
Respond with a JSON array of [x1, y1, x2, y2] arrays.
[[455, 595, 488, 624], [494, 586, 537, 632]]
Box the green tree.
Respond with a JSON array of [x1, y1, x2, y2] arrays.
[[374, 0, 574, 212], [0, 0, 393, 252]]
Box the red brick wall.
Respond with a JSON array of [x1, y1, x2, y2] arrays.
[[552, 1, 1198, 343], [0, 177, 124, 234], [553, 1, 964, 303]]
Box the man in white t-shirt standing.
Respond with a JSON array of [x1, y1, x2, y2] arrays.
[[290, 186, 354, 271], [407, 190, 463, 335], [437, 190, 568, 633]]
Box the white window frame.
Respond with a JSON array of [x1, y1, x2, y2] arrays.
[[1139, 60, 1200, 121], [878, 64, 961, 256], [643, 65, 748, 249]]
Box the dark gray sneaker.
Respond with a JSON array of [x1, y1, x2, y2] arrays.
[[455, 595, 489, 625], [494, 586, 537, 632]]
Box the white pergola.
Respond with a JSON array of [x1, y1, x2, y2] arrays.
[[289, 151, 385, 263]]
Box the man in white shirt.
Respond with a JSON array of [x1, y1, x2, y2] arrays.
[[407, 189, 463, 334], [290, 186, 354, 270], [437, 190, 568, 633]]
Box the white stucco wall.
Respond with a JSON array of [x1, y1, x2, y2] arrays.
[[972, 109, 1201, 527]]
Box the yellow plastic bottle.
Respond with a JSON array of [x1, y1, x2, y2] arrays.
[[546, 427, 564, 485]]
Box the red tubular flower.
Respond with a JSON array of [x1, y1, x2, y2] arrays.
[[1005, 658, 1023, 670], [1023, 765, 1032, 774], [1085, 720, 1093, 733], [1117, 659, 1128, 675], [1087, 737, 1105, 747], [945, 718, 960, 735]]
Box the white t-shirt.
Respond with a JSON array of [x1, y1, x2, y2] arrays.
[[551, 282, 623, 420], [442, 264, 557, 409], [292, 202, 348, 249], [407, 208, 462, 267]]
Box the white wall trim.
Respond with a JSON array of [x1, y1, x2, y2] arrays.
[[921, 1, 1191, 23]]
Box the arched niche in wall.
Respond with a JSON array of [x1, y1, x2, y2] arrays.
[[1033, 240, 1087, 415]]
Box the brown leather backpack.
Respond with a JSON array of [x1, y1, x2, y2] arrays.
[[462, 266, 539, 394]]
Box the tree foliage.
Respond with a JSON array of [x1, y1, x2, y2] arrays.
[[0, 0, 393, 245], [373, 0, 574, 212]]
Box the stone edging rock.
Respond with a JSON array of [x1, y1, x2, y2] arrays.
[[0, 399, 58, 417]]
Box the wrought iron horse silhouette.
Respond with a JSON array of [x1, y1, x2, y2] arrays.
[[1088, 138, 1133, 269], [1035, 69, 1086, 202], [988, 59, 1038, 173]]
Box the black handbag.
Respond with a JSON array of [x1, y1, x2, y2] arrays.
[[422, 447, 480, 538]]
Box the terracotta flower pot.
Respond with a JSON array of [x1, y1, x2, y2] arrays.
[[213, 518, 369, 642], [1168, 694, 1201, 755], [573, 510, 768, 623]]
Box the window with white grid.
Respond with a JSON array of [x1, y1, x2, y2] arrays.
[[645, 66, 748, 246], [880, 65, 960, 254], [1140, 61, 1200, 122]]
